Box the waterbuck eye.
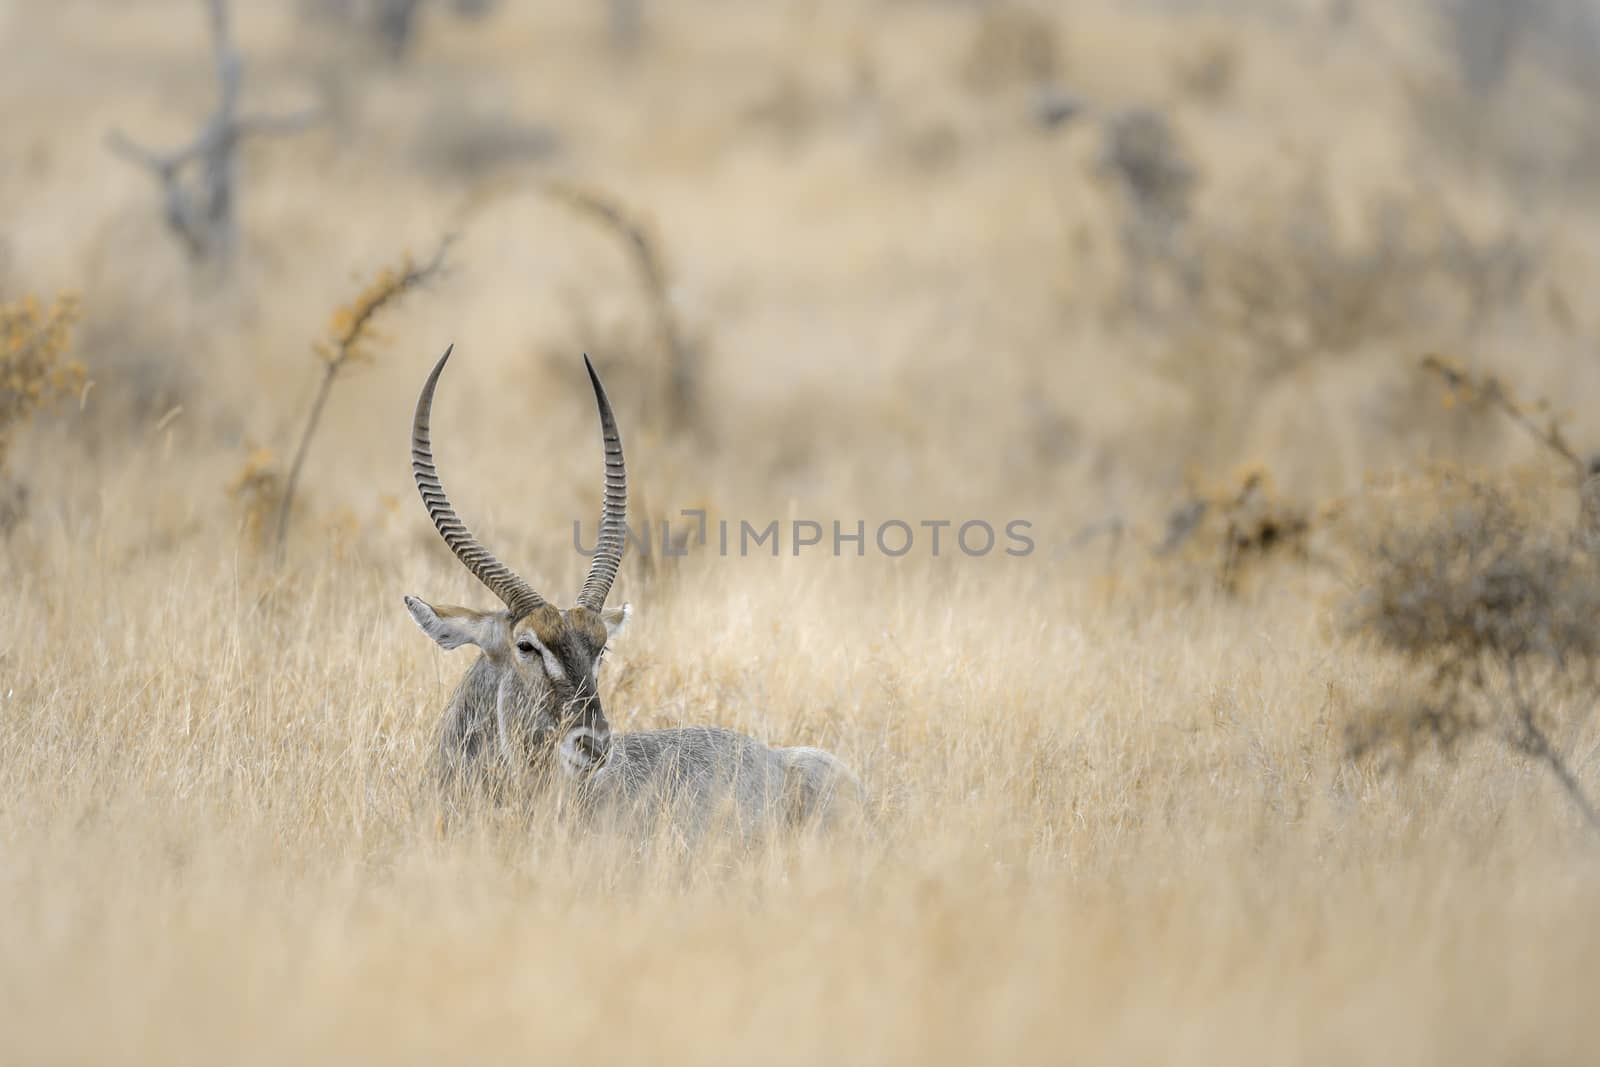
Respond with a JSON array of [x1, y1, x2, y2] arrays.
[[515, 639, 536, 654]]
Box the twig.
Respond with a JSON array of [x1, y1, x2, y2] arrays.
[[540, 182, 700, 435], [1154, 498, 1208, 555], [1422, 355, 1585, 476], [1505, 657, 1600, 838], [274, 234, 455, 561]]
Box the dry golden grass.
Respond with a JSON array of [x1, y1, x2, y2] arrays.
[[6, 1, 1600, 1063]]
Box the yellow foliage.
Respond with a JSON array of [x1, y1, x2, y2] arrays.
[[0, 292, 84, 470], [1157, 462, 1313, 592], [318, 247, 448, 370], [227, 446, 278, 496], [227, 445, 283, 548]]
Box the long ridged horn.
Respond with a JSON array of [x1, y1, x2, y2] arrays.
[[412, 345, 545, 618], [577, 354, 626, 611]]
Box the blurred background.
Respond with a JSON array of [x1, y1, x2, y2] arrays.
[[7, 0, 1600, 564], [10, 5, 1600, 1062]]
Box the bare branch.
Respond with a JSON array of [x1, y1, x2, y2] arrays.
[[105, 0, 314, 267], [541, 181, 702, 436], [104, 130, 183, 175], [275, 233, 456, 561], [1504, 657, 1600, 838], [1421, 355, 1585, 477]]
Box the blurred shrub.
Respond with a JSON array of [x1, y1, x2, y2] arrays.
[[0, 294, 84, 534], [1343, 470, 1600, 833], [303, 0, 498, 60], [964, 4, 1060, 92], [1099, 108, 1200, 317], [1414, 0, 1600, 189], [1155, 466, 1314, 594], [1171, 37, 1241, 105], [1, 295, 83, 470], [1143, 178, 1535, 388], [1346, 477, 1597, 667], [412, 98, 559, 177], [1439, 0, 1526, 97], [1122, 180, 1525, 475]]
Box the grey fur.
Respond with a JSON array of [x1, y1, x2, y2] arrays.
[[426, 642, 861, 838], [408, 353, 859, 838]]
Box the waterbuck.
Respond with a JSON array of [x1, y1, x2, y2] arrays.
[[405, 346, 859, 834]]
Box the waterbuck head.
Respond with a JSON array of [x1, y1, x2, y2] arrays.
[[404, 346, 630, 779]]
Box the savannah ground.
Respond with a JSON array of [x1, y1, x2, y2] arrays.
[[5, 1, 1600, 1062]]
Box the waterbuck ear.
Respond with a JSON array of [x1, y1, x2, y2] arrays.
[[404, 596, 498, 651], [601, 602, 632, 640]]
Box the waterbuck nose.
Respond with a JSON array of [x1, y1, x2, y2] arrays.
[[573, 728, 610, 763], [557, 725, 612, 777]]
